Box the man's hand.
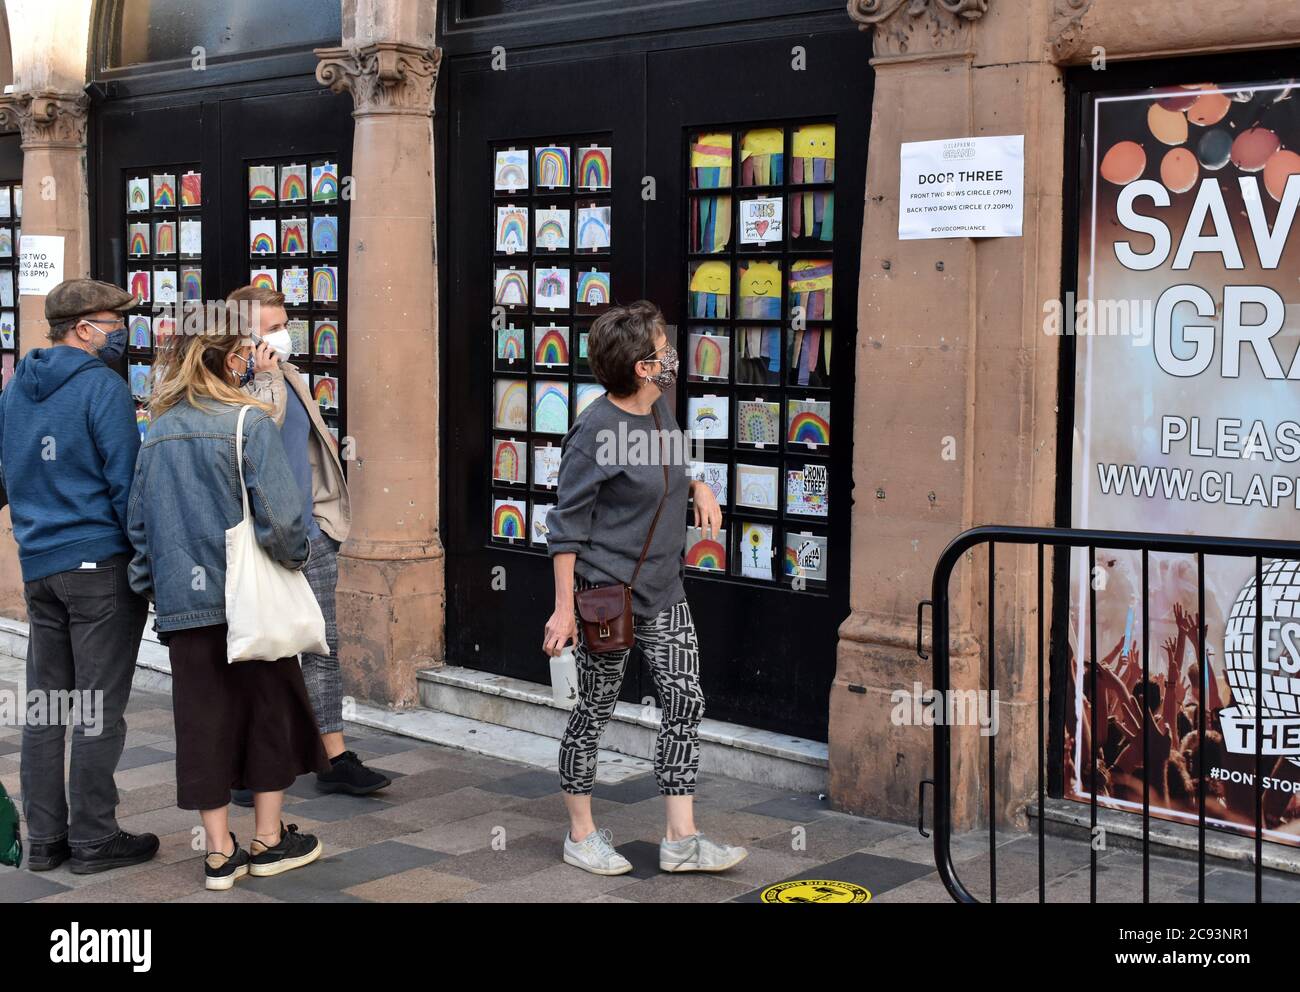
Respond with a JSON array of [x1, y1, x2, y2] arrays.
[[251, 341, 279, 373]]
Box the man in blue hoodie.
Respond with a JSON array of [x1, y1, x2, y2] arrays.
[[0, 279, 157, 875]]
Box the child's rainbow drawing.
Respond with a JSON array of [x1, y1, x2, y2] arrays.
[[313, 375, 339, 411], [492, 499, 526, 540], [577, 146, 612, 189], [788, 259, 833, 320], [129, 315, 151, 349], [534, 266, 570, 310], [153, 270, 177, 305], [127, 178, 149, 212], [280, 220, 308, 255], [576, 206, 610, 250], [737, 400, 779, 446], [496, 206, 529, 253], [689, 332, 728, 381], [691, 132, 732, 188], [250, 219, 276, 255], [492, 440, 525, 484], [534, 208, 569, 250], [128, 224, 150, 256], [281, 267, 308, 305], [532, 381, 569, 434], [493, 268, 529, 308], [151, 174, 176, 208], [787, 399, 830, 448], [685, 528, 727, 572], [181, 267, 203, 301], [249, 268, 277, 292], [313, 321, 339, 358], [533, 326, 569, 367], [575, 270, 610, 308], [128, 270, 151, 303], [248, 165, 276, 202], [494, 378, 528, 430], [496, 325, 525, 364], [494, 149, 529, 192], [574, 383, 605, 419], [534, 146, 571, 189], [280, 165, 308, 202], [312, 215, 338, 254], [154, 222, 176, 256], [312, 163, 339, 202], [312, 266, 339, 303], [180, 172, 202, 208]]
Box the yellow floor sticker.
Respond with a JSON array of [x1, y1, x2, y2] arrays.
[[760, 879, 872, 903]]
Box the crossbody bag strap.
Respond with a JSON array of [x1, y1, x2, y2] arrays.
[[629, 404, 671, 590]]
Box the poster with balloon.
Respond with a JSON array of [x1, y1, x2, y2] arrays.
[[1070, 78, 1300, 848]]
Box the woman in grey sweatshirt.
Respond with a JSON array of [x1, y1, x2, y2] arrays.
[[543, 300, 747, 877]]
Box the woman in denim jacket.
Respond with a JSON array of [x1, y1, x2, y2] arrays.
[[127, 311, 328, 891]]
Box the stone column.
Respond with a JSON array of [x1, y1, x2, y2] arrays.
[[830, 0, 1062, 828], [0, 92, 91, 357], [314, 40, 444, 709]]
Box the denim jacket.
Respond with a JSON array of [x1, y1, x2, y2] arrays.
[[127, 400, 310, 633]]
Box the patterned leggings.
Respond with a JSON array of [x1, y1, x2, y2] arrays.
[[559, 593, 706, 796]]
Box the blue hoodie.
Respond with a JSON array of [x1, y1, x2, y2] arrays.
[[0, 346, 140, 581]]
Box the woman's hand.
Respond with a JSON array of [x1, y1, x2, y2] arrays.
[[543, 603, 577, 657], [691, 480, 722, 539]]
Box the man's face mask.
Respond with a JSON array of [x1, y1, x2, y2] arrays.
[[640, 343, 679, 390], [84, 320, 127, 363]]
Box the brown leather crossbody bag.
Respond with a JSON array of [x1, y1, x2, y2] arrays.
[[573, 405, 670, 653]]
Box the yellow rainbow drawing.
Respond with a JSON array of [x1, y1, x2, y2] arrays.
[[155, 223, 175, 254], [493, 441, 522, 482], [495, 379, 527, 429]]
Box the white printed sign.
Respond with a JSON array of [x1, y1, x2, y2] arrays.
[[898, 135, 1024, 240], [18, 235, 64, 295]]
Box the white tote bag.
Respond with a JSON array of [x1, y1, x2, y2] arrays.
[[225, 405, 329, 663]]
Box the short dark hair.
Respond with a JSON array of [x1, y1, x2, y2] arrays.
[[47, 317, 79, 342], [587, 300, 664, 397]]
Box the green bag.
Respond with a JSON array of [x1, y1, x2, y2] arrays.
[[0, 779, 20, 868]]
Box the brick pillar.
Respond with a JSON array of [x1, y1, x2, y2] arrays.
[[314, 40, 444, 709]]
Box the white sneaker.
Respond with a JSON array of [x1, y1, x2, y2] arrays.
[[563, 827, 633, 876], [659, 833, 748, 872]]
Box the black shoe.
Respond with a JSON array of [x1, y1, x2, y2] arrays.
[[316, 751, 392, 796], [230, 788, 255, 808], [69, 830, 160, 875], [204, 832, 250, 891], [26, 838, 70, 872], [248, 822, 321, 877]]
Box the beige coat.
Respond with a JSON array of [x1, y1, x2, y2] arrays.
[[244, 362, 350, 543]]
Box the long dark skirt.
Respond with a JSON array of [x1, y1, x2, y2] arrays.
[[168, 623, 330, 811]]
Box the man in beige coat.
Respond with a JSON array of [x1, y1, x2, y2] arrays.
[[227, 286, 389, 801]]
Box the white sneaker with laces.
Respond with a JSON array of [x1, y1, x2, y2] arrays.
[[659, 833, 748, 872], [563, 827, 633, 876]]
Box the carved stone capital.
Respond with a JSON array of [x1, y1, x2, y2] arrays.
[[1047, 0, 1095, 63], [847, 0, 990, 59], [0, 91, 89, 148], [315, 42, 442, 118]]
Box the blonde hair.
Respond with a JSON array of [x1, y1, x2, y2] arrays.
[[148, 304, 274, 418], [226, 284, 285, 311]]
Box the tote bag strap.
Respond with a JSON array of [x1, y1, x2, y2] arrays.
[[234, 405, 252, 523]]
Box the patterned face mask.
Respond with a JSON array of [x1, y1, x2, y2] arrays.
[[640, 343, 679, 390]]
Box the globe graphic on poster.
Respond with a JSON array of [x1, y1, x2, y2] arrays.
[[1222, 558, 1300, 768]]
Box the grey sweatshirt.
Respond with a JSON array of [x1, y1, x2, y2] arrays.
[[545, 392, 691, 618]]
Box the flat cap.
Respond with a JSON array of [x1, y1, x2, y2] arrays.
[[44, 278, 138, 323]]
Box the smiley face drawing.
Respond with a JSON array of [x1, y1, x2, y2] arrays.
[[689, 260, 731, 318], [739, 260, 782, 318]]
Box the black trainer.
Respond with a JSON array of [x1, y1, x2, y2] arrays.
[[204, 832, 250, 891], [230, 789, 255, 808], [69, 830, 160, 875], [248, 822, 321, 877], [26, 838, 71, 872], [316, 751, 392, 796]]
